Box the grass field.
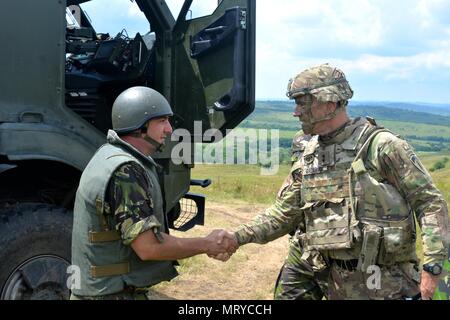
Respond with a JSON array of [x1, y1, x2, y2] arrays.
[[247, 121, 450, 140], [191, 164, 290, 204], [379, 120, 450, 138]]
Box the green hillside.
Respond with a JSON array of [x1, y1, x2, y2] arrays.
[[249, 101, 450, 127], [350, 105, 450, 127], [239, 101, 450, 154]]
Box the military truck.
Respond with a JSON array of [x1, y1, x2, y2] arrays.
[[0, 0, 255, 299]]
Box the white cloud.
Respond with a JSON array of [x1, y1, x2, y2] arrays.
[[254, 0, 450, 101], [257, 0, 384, 54], [339, 50, 450, 78], [416, 0, 450, 29]]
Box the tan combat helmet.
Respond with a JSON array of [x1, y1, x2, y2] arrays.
[[286, 64, 354, 134], [286, 63, 353, 104]]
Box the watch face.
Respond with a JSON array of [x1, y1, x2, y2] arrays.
[[432, 264, 442, 275]]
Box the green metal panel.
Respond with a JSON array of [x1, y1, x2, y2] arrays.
[[0, 0, 105, 168], [0, 0, 65, 115], [0, 123, 98, 170]]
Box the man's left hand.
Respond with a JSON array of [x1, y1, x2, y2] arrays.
[[420, 270, 440, 300]]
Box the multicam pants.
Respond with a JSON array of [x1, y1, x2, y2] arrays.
[[274, 236, 329, 300], [274, 235, 422, 300], [328, 261, 421, 300]]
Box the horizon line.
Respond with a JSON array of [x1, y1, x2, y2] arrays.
[[255, 99, 450, 106]]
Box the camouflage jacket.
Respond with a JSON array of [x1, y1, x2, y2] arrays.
[[106, 161, 164, 246], [235, 118, 449, 265]]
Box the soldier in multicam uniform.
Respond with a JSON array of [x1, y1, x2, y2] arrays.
[[273, 132, 330, 300], [217, 64, 449, 300], [71, 87, 235, 300]]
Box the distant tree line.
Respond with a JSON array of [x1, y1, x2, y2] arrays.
[[405, 135, 450, 143], [252, 101, 450, 127]]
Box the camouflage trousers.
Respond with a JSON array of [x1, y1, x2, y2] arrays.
[[274, 236, 329, 300], [274, 236, 421, 300], [328, 261, 421, 300]]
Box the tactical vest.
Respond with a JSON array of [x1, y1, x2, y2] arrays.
[[298, 118, 417, 270], [71, 134, 177, 296]]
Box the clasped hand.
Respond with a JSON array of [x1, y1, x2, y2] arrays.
[[205, 229, 239, 262]]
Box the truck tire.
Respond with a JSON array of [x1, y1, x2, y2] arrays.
[[0, 203, 72, 300]]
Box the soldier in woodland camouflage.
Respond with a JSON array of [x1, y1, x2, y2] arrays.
[[215, 64, 449, 300], [71, 87, 236, 300]]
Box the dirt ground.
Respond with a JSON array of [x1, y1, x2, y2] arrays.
[[148, 201, 289, 300]]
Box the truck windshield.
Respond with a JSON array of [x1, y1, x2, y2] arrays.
[[80, 0, 150, 37]]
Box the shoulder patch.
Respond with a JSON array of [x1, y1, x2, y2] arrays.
[[409, 154, 427, 175]]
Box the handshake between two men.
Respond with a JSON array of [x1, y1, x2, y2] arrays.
[[204, 230, 239, 262]]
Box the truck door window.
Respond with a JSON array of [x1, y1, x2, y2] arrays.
[[66, 7, 80, 28], [186, 2, 218, 20], [166, 1, 218, 21]]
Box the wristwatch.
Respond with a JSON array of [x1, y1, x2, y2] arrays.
[[423, 263, 443, 276]]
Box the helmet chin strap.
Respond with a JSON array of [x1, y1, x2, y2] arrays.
[[138, 125, 165, 153], [143, 135, 165, 153]]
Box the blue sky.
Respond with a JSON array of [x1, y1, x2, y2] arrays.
[[80, 0, 450, 104]]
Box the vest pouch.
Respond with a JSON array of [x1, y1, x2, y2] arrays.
[[358, 224, 382, 272], [302, 198, 354, 251], [383, 227, 404, 253], [377, 215, 416, 265], [295, 231, 329, 273]]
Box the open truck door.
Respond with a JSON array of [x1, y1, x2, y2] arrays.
[[170, 0, 256, 138], [135, 0, 256, 226]]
